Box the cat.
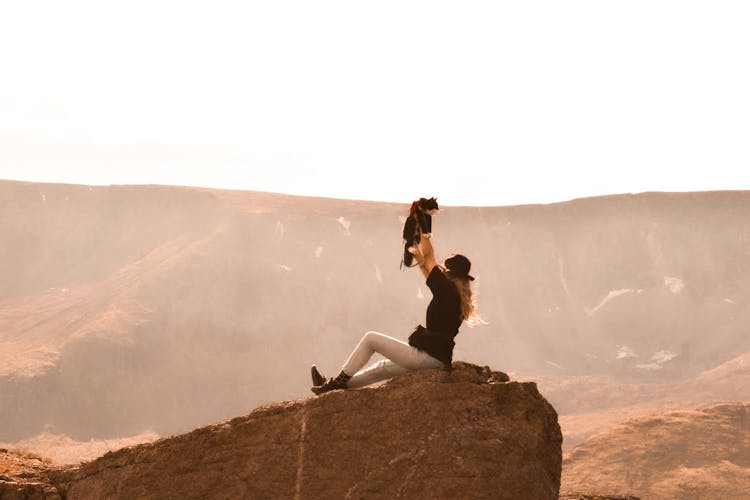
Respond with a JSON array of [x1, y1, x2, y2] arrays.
[[401, 197, 439, 268]]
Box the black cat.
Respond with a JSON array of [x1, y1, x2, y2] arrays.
[[401, 197, 439, 268]]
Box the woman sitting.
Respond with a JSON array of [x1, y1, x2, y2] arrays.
[[311, 231, 479, 394]]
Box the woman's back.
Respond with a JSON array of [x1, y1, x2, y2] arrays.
[[424, 266, 462, 337]]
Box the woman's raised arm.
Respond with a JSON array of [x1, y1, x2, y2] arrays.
[[410, 233, 437, 279]]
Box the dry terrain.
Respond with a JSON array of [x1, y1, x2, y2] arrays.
[[562, 403, 750, 499], [2, 180, 749, 497]]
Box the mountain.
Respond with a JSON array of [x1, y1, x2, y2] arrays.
[[561, 402, 750, 499], [2, 180, 750, 452]]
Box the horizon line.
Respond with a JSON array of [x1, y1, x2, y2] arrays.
[[2, 177, 748, 209]]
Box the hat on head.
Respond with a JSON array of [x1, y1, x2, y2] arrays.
[[445, 254, 475, 281]]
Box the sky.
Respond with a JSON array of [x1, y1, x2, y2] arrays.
[[1, 1, 749, 206]]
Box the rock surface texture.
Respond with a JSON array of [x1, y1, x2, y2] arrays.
[[48, 363, 562, 499], [0, 449, 61, 499], [560, 495, 640, 500]]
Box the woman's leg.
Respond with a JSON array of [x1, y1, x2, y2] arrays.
[[348, 359, 409, 389], [342, 331, 445, 387]]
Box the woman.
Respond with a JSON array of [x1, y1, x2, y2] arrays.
[[310, 231, 479, 394]]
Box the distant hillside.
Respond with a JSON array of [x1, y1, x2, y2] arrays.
[[536, 349, 750, 450], [2, 180, 750, 447], [562, 403, 750, 499]]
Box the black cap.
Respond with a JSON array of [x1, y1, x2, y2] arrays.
[[445, 254, 475, 281]]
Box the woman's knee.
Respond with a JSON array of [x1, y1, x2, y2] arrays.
[[362, 330, 381, 344]]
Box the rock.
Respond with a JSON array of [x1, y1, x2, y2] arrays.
[[0, 449, 61, 500], [0, 481, 61, 500], [50, 362, 561, 499], [560, 495, 640, 500], [562, 402, 750, 499]]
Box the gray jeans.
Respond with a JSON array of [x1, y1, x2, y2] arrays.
[[342, 331, 446, 389]]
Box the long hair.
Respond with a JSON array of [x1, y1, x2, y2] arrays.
[[445, 270, 486, 327]]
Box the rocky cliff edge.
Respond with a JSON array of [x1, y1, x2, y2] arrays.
[[6, 362, 563, 499]]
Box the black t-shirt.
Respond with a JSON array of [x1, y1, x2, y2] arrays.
[[425, 266, 462, 337], [407, 266, 462, 365]]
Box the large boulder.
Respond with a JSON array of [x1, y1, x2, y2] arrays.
[[50, 362, 562, 499]]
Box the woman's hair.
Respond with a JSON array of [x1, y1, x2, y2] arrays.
[[445, 270, 485, 327]]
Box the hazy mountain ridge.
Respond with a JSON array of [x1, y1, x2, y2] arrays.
[[2, 180, 749, 457]]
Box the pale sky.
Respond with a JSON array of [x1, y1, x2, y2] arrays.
[[1, 1, 749, 206]]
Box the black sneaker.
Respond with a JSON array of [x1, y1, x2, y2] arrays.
[[311, 365, 326, 387], [311, 371, 351, 395]]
